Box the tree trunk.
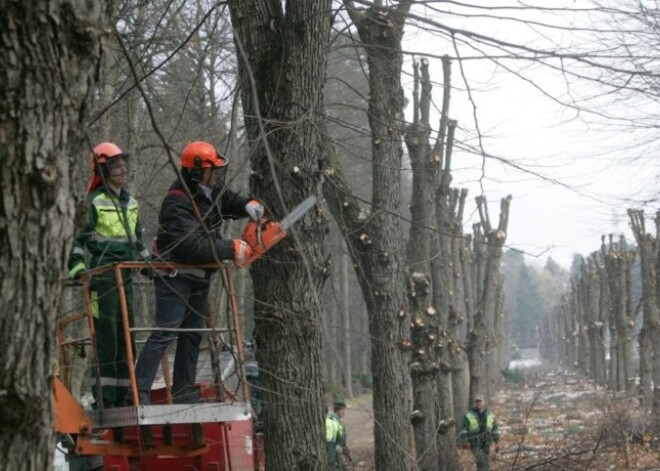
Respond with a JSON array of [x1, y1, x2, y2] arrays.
[[323, 3, 415, 470], [629, 209, 658, 409], [603, 234, 636, 393], [0, 2, 107, 470], [469, 196, 511, 399], [450, 189, 470, 425], [341, 252, 353, 398], [404, 58, 439, 471], [227, 2, 331, 469]]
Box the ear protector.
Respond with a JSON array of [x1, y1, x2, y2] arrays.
[[189, 156, 204, 183]]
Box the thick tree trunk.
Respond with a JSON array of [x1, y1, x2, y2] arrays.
[[450, 190, 470, 425], [227, 2, 331, 469], [629, 209, 658, 409], [0, 2, 107, 470], [323, 4, 415, 470], [404, 59, 440, 471], [603, 235, 636, 393], [584, 257, 606, 386]]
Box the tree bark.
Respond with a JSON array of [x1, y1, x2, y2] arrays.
[[404, 58, 439, 471], [628, 209, 659, 409], [0, 1, 107, 469], [322, 3, 415, 470], [468, 195, 511, 399], [227, 2, 331, 469], [341, 252, 353, 398], [450, 189, 470, 425]]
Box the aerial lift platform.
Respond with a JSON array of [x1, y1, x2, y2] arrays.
[[54, 261, 262, 471]]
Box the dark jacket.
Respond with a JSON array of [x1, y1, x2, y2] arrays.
[[156, 179, 250, 266]]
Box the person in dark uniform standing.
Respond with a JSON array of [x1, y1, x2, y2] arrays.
[[128, 141, 263, 405]]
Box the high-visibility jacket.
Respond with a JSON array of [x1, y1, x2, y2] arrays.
[[460, 408, 499, 444], [325, 411, 348, 467], [68, 187, 148, 277], [325, 412, 346, 445]]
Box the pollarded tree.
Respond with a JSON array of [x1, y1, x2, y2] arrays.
[[602, 234, 637, 393], [468, 195, 511, 399], [227, 2, 332, 469], [0, 1, 109, 470], [628, 209, 660, 413], [323, 2, 415, 470]]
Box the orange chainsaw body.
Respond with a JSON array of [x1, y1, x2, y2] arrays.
[[241, 219, 287, 266]]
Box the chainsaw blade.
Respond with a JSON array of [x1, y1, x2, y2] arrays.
[[279, 196, 316, 231]]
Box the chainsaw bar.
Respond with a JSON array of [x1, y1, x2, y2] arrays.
[[279, 196, 317, 231]]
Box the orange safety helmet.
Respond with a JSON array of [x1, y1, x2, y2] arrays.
[[86, 142, 127, 193], [180, 141, 228, 169]]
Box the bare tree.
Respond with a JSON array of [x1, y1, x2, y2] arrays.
[[469, 195, 511, 399], [227, 1, 332, 469], [405, 58, 440, 470], [628, 209, 660, 415], [602, 234, 637, 393], [322, 2, 416, 469]]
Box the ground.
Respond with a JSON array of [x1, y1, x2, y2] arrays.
[[342, 351, 660, 470]]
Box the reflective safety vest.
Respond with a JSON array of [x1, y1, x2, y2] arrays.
[[465, 410, 496, 432], [92, 193, 140, 243], [325, 413, 346, 444], [68, 187, 148, 277]]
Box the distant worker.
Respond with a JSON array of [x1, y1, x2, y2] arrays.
[[459, 394, 500, 471], [326, 400, 351, 470], [128, 141, 264, 405], [68, 142, 149, 409]]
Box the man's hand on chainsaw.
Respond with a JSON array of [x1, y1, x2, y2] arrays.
[[245, 200, 265, 222], [233, 239, 254, 268]]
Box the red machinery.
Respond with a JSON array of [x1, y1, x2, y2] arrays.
[[54, 262, 263, 471]]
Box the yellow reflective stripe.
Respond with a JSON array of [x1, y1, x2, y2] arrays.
[[325, 416, 343, 441], [90, 291, 99, 318], [467, 411, 495, 432], [68, 262, 86, 279], [466, 412, 479, 431], [95, 207, 138, 238], [92, 195, 139, 239], [486, 414, 495, 430]]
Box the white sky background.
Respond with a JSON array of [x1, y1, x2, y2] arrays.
[[399, 0, 660, 269]]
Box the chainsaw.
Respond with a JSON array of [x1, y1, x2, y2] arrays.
[[240, 196, 317, 267]]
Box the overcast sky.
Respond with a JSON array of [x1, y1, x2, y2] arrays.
[[400, 1, 657, 269]]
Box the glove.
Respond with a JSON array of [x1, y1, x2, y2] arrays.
[[462, 442, 469, 450], [68, 262, 86, 280], [233, 239, 254, 268], [245, 200, 265, 221]]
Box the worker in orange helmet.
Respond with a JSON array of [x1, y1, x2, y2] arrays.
[[67, 142, 149, 409], [128, 141, 264, 405]]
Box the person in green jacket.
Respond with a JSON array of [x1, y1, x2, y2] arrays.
[[67, 142, 149, 409], [459, 394, 500, 471], [325, 400, 351, 470]]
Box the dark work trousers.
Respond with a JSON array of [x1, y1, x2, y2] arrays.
[[90, 271, 134, 409], [469, 440, 492, 471], [130, 274, 209, 405]]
